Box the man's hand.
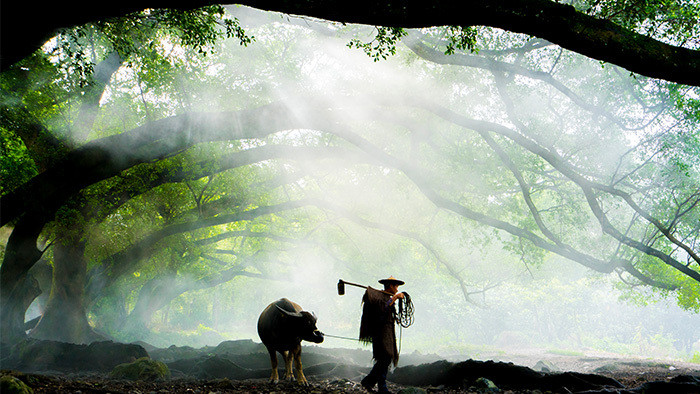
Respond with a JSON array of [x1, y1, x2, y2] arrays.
[[389, 292, 405, 305]]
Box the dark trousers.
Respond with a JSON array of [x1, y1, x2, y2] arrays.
[[362, 356, 391, 392]]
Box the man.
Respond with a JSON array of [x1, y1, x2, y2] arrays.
[[359, 276, 407, 394]]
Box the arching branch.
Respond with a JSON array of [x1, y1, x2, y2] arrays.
[[4, 0, 700, 84]]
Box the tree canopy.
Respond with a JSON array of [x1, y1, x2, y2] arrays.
[[1, 2, 699, 355]]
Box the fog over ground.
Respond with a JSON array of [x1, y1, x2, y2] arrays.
[[20, 4, 700, 365]]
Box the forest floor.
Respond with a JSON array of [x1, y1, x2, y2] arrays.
[[3, 340, 700, 393], [4, 364, 698, 394], [489, 348, 700, 391]]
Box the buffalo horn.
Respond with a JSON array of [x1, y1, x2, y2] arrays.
[[275, 304, 302, 318]]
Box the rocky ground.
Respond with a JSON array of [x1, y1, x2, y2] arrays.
[[2, 339, 700, 393]]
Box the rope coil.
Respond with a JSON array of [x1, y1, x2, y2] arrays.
[[395, 292, 414, 328]]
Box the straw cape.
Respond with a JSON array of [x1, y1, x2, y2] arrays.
[[359, 286, 399, 366]]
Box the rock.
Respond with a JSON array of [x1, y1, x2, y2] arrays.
[[0, 374, 34, 394], [213, 339, 265, 355], [388, 359, 455, 386], [577, 376, 700, 394], [226, 351, 272, 370], [472, 377, 500, 392], [130, 340, 158, 353], [170, 355, 267, 380], [85, 341, 150, 371], [196, 355, 246, 379], [540, 371, 623, 392], [634, 379, 700, 394], [390, 359, 623, 392], [110, 357, 170, 381], [149, 344, 203, 363], [207, 378, 236, 391], [390, 359, 542, 388], [533, 360, 559, 373], [593, 363, 621, 374], [672, 375, 700, 384], [8, 339, 148, 372]]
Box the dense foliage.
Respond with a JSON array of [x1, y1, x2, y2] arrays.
[[1, 2, 699, 357]]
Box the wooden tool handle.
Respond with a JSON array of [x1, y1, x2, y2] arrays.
[[339, 280, 367, 289], [339, 279, 393, 295]]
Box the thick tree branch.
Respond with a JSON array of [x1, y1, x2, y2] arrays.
[[417, 98, 699, 262], [3, 0, 700, 85], [316, 117, 616, 274], [87, 198, 319, 296], [125, 259, 268, 328], [0, 100, 335, 227], [0, 105, 71, 171], [580, 184, 700, 283], [615, 260, 677, 291], [403, 32, 629, 129], [80, 145, 349, 224]]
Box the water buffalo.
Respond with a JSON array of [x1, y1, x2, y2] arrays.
[[257, 298, 324, 384]]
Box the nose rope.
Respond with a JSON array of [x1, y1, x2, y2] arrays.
[[321, 332, 360, 341]]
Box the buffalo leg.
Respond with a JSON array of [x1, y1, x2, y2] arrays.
[[282, 350, 294, 380], [293, 344, 308, 385], [267, 347, 279, 383]]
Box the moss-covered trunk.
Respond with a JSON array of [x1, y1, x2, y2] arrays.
[[0, 217, 44, 343], [30, 238, 104, 344]]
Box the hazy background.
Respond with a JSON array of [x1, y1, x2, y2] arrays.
[[15, 4, 700, 364]]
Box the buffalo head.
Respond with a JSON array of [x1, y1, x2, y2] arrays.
[[275, 305, 324, 343]]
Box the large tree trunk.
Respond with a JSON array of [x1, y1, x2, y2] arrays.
[[122, 265, 260, 338], [30, 238, 104, 344], [122, 276, 176, 336], [0, 217, 44, 343]]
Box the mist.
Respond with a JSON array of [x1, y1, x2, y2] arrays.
[[10, 3, 700, 375]]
